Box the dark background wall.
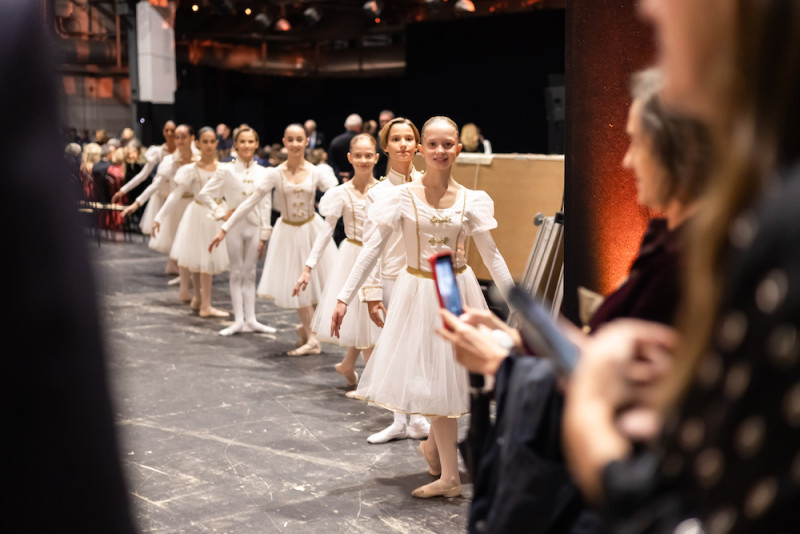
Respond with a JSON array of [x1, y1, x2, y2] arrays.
[[171, 10, 565, 153], [562, 0, 656, 322]]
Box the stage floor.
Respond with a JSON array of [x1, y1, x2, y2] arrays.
[[91, 234, 471, 533]]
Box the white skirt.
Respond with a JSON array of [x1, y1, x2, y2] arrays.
[[149, 195, 192, 256], [257, 214, 337, 308], [171, 201, 229, 275], [138, 192, 165, 235], [310, 239, 382, 349], [351, 266, 487, 418]]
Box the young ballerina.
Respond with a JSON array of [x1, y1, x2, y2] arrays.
[[155, 126, 230, 317], [121, 124, 198, 295], [332, 116, 513, 498], [129, 124, 198, 301], [292, 133, 382, 386], [210, 123, 338, 355], [199, 126, 276, 336], [343, 117, 430, 444]]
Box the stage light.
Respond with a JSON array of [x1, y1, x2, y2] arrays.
[[245, 7, 252, 15], [303, 7, 321, 25], [191, 4, 199, 11], [454, 0, 475, 12], [275, 17, 291, 31], [363, 1, 382, 17]]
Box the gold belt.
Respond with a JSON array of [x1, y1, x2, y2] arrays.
[[181, 192, 194, 199], [405, 265, 466, 279], [346, 238, 363, 246], [195, 198, 222, 206], [281, 214, 316, 226]]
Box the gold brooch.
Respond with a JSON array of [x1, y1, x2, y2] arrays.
[[428, 236, 450, 246], [430, 215, 452, 224]]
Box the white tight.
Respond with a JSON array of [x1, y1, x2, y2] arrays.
[[225, 222, 260, 325]]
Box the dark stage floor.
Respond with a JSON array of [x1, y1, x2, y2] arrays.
[[90, 234, 472, 533]]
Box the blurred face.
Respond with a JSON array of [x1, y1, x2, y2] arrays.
[[197, 131, 218, 156], [174, 126, 193, 150], [283, 125, 308, 155], [235, 130, 257, 161], [419, 121, 462, 170], [304, 120, 316, 134], [385, 123, 417, 164], [638, 0, 734, 116], [379, 112, 394, 128], [347, 138, 379, 173], [163, 122, 176, 141], [623, 100, 667, 210], [125, 146, 138, 163]]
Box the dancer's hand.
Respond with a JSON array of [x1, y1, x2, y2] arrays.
[[293, 267, 311, 296], [258, 239, 266, 259], [438, 309, 509, 376], [331, 300, 347, 338], [151, 221, 160, 237], [111, 190, 125, 204], [459, 306, 523, 351], [120, 201, 139, 219], [367, 300, 386, 328], [208, 229, 226, 253]]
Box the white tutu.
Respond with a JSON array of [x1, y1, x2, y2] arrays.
[[310, 239, 382, 348], [149, 195, 192, 256], [171, 201, 229, 274], [257, 214, 337, 308], [138, 192, 165, 235], [351, 266, 488, 417]]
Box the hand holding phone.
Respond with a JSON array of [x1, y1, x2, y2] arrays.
[[430, 251, 464, 326]]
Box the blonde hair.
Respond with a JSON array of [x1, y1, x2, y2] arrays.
[[82, 143, 101, 166], [460, 123, 481, 152], [421, 116, 459, 140]]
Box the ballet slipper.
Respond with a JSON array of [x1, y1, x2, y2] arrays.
[[219, 322, 245, 336], [245, 320, 277, 334], [334, 362, 358, 387], [367, 422, 407, 444], [295, 324, 308, 347], [199, 307, 229, 318], [288, 340, 321, 356], [418, 441, 441, 477], [411, 480, 461, 499], [407, 415, 431, 440], [344, 390, 360, 399]]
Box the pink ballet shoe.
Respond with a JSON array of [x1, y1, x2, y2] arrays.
[[334, 363, 358, 387], [411, 481, 461, 499], [199, 307, 229, 318], [288, 340, 321, 356]]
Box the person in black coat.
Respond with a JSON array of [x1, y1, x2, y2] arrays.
[[1, 2, 136, 532]]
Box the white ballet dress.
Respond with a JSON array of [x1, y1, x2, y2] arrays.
[[307, 181, 383, 349], [134, 145, 172, 235], [163, 164, 230, 274], [337, 183, 513, 417], [255, 164, 338, 308]]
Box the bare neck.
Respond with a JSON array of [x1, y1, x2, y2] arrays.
[[389, 159, 412, 180], [663, 199, 696, 230]]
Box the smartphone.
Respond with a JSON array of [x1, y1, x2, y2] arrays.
[[430, 251, 464, 318], [430, 251, 486, 390], [504, 284, 579, 377]]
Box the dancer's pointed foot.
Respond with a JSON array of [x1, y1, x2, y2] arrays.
[[418, 441, 441, 477], [367, 422, 407, 444], [219, 322, 245, 336], [411, 480, 461, 499], [334, 362, 358, 387], [199, 306, 229, 318], [288, 340, 321, 356], [295, 324, 308, 348], [245, 320, 277, 334]]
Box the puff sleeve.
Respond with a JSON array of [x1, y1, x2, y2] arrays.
[[464, 190, 499, 235]]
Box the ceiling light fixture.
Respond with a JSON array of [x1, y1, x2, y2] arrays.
[[454, 0, 476, 12], [362, 1, 382, 18]]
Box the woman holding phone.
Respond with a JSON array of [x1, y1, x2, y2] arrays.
[[331, 116, 513, 499]]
